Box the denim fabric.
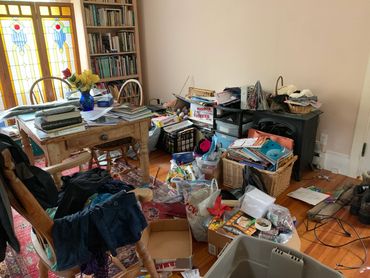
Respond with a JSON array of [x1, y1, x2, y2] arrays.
[[52, 191, 147, 271], [90, 191, 147, 256], [55, 168, 134, 219], [53, 205, 95, 270]]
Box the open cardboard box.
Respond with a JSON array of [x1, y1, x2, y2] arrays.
[[141, 219, 193, 272]]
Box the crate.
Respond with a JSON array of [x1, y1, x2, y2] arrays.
[[159, 127, 195, 153], [222, 155, 298, 197]]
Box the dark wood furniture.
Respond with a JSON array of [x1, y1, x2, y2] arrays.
[[253, 110, 322, 180]]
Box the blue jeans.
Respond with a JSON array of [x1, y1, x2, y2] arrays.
[[52, 191, 147, 271]]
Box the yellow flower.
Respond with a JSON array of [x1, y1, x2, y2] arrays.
[[66, 69, 100, 91]]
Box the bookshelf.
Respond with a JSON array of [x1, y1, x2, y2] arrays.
[[81, 0, 142, 84]]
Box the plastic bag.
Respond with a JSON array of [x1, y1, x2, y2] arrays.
[[184, 179, 220, 241], [266, 204, 294, 233]]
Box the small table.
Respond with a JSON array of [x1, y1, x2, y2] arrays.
[[16, 116, 151, 184]]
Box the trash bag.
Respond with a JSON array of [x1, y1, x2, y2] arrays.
[[183, 179, 220, 242]]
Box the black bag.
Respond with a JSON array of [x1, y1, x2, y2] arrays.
[[0, 134, 58, 209]]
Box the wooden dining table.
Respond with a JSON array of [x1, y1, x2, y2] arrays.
[[16, 115, 151, 184]]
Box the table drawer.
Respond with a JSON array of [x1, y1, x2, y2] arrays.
[[66, 126, 135, 150]]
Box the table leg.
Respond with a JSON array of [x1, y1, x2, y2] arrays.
[[44, 142, 65, 188], [17, 123, 35, 165], [138, 121, 150, 184]]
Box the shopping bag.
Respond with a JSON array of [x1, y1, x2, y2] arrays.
[[184, 179, 220, 242]]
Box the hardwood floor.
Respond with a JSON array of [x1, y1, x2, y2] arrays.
[[140, 150, 370, 277]]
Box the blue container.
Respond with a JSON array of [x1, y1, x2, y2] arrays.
[[172, 151, 194, 165], [80, 91, 94, 111], [215, 132, 237, 150]]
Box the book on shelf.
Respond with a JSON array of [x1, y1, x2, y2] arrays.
[[101, 33, 113, 52], [84, 4, 134, 27], [34, 116, 83, 131], [91, 55, 137, 78]]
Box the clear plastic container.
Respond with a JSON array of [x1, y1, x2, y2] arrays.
[[215, 120, 253, 137]]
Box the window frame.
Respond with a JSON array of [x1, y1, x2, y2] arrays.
[[0, 1, 80, 109]]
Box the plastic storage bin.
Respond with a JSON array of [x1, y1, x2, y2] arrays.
[[196, 157, 219, 175], [215, 120, 252, 137], [205, 235, 343, 278], [214, 107, 254, 138]]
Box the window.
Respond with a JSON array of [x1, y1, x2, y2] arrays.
[[0, 2, 80, 109]]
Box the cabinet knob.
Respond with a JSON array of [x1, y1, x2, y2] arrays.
[[100, 133, 108, 141]]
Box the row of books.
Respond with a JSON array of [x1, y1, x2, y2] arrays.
[[84, 0, 132, 3], [91, 55, 137, 78], [226, 137, 293, 171], [88, 31, 136, 54], [33, 106, 86, 138], [84, 5, 134, 26], [109, 104, 152, 121]]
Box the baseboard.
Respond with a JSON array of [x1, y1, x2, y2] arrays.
[[321, 151, 352, 177]]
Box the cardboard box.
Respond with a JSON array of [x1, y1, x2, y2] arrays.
[[141, 219, 193, 272], [208, 223, 301, 256]]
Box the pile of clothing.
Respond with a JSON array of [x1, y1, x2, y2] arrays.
[[0, 134, 146, 277]]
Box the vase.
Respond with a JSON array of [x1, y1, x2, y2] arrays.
[[79, 90, 94, 111]]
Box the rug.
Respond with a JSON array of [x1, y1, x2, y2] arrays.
[[0, 158, 185, 277]]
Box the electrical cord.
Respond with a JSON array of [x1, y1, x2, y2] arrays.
[[304, 213, 369, 271]]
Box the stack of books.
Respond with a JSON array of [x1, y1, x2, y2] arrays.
[[109, 104, 152, 121], [226, 137, 293, 171], [34, 106, 86, 137]]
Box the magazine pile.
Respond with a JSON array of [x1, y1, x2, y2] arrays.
[[226, 136, 293, 171]]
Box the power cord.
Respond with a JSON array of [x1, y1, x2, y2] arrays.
[[304, 213, 369, 271]]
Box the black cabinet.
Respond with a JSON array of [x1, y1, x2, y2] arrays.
[[253, 110, 322, 181]]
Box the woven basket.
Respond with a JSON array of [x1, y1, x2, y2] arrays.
[[222, 156, 298, 197], [187, 87, 215, 97], [288, 103, 314, 114], [256, 155, 298, 197]]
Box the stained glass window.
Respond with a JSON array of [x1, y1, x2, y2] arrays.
[[42, 18, 77, 100], [0, 2, 79, 108], [0, 18, 43, 105]]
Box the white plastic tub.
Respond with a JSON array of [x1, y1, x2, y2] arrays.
[[205, 235, 343, 278]]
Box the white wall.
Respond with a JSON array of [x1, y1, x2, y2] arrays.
[[139, 0, 370, 158]]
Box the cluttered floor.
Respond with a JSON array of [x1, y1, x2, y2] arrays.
[[0, 149, 369, 278], [131, 150, 370, 278]]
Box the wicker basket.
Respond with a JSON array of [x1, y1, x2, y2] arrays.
[[288, 103, 314, 114], [222, 157, 245, 189], [222, 156, 298, 197], [187, 87, 215, 97]]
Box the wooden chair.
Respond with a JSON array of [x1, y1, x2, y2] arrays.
[[0, 149, 158, 278], [29, 76, 73, 105], [91, 79, 144, 172]]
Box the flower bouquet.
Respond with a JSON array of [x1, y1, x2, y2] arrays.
[[62, 68, 100, 111]]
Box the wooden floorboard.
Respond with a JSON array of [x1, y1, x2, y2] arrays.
[[137, 150, 370, 277]]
